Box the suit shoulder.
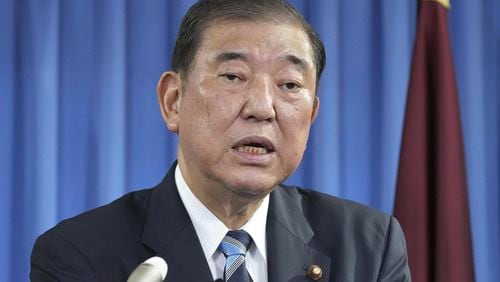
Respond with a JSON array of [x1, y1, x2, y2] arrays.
[[39, 188, 153, 243], [281, 185, 388, 218], [278, 185, 392, 235], [31, 188, 156, 281]]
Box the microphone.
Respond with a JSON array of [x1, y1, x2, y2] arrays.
[[127, 256, 168, 282]]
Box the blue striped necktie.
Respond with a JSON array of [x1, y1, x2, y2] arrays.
[[218, 230, 253, 282]]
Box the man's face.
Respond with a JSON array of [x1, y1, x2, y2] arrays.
[[164, 21, 319, 197]]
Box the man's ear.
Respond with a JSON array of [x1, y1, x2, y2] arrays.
[[311, 96, 320, 123], [157, 71, 182, 133]]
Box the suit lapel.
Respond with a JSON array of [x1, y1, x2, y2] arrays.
[[141, 163, 214, 282], [267, 187, 331, 282]]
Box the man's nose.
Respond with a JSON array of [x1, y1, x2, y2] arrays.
[[241, 76, 276, 122]]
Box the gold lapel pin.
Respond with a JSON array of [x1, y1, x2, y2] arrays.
[[307, 264, 322, 280]]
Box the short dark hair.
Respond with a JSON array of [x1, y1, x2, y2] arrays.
[[172, 0, 326, 85]]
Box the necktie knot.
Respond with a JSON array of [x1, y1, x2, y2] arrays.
[[219, 230, 253, 257], [218, 230, 253, 282]]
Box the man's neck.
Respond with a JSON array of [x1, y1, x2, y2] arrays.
[[177, 161, 267, 229], [196, 191, 265, 229]]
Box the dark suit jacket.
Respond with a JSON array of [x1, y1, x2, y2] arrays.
[[31, 163, 411, 281]]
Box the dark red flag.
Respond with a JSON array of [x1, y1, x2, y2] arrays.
[[394, 1, 475, 281]]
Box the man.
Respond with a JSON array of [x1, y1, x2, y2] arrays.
[[31, 0, 411, 281]]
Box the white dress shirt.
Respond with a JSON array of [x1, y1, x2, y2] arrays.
[[175, 165, 269, 282]]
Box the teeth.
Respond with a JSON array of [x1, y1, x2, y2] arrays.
[[236, 145, 269, 155]]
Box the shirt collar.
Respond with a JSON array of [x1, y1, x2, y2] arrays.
[[175, 164, 269, 261]]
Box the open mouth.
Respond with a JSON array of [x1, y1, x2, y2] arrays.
[[232, 137, 275, 155], [235, 143, 271, 155]]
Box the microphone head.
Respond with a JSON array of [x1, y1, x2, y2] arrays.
[[127, 256, 168, 282]]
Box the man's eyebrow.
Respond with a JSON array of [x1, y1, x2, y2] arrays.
[[283, 54, 311, 72], [214, 52, 311, 71], [215, 51, 248, 63]]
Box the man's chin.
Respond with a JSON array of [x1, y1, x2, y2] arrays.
[[211, 164, 287, 197], [224, 177, 279, 197]]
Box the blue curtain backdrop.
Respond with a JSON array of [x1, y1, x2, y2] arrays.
[[0, 0, 498, 281]]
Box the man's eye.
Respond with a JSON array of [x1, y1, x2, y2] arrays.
[[222, 74, 240, 82], [282, 82, 300, 91]]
